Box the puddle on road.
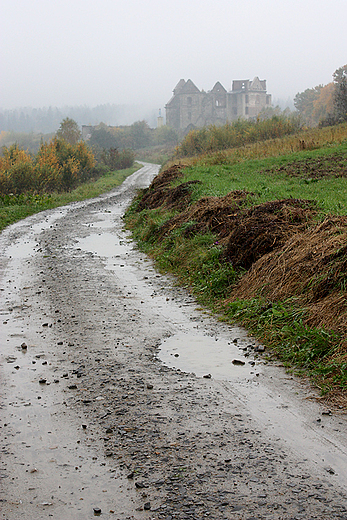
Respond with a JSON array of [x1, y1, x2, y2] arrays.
[[75, 233, 130, 258], [5, 241, 37, 259], [159, 332, 257, 380]]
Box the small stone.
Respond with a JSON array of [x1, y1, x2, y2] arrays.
[[39, 378, 47, 384], [68, 384, 77, 389], [146, 383, 153, 389], [144, 502, 151, 510], [93, 507, 102, 515], [255, 345, 265, 352], [174, 353, 179, 357], [203, 374, 212, 379], [42, 323, 49, 327], [21, 342, 28, 350], [232, 359, 245, 366], [325, 466, 335, 474], [106, 428, 113, 434]]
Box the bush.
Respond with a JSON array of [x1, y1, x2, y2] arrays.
[[176, 116, 302, 157], [0, 138, 96, 195]]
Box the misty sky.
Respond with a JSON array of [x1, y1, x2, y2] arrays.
[[1, 0, 346, 113]]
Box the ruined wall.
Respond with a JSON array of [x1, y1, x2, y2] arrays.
[[166, 77, 272, 132]]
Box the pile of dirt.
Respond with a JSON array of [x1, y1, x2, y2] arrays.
[[157, 190, 251, 239], [137, 166, 318, 268], [263, 152, 347, 179], [224, 199, 316, 269], [136, 165, 201, 211], [156, 192, 316, 269], [227, 216, 347, 337]]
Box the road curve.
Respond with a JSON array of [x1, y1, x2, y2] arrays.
[[1, 163, 347, 520]]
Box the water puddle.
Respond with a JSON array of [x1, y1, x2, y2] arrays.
[[158, 332, 257, 379], [75, 233, 130, 258], [5, 239, 37, 259]]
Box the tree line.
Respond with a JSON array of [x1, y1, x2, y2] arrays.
[[294, 65, 347, 127], [0, 118, 136, 196], [0, 104, 158, 134]]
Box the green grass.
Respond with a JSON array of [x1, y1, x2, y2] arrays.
[[179, 141, 347, 215], [224, 297, 342, 394], [0, 163, 141, 232]]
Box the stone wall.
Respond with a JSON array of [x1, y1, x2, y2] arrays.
[[166, 77, 271, 132]]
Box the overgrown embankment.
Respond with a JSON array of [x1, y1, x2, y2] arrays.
[[125, 123, 347, 405]]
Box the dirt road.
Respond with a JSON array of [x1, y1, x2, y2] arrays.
[[1, 163, 347, 519]]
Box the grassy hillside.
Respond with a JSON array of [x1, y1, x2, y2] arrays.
[[125, 123, 347, 406]]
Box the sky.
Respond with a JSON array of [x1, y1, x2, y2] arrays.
[[1, 0, 347, 115]]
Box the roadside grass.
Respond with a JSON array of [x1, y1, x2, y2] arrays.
[[0, 163, 141, 232], [125, 130, 347, 403], [223, 298, 343, 396]]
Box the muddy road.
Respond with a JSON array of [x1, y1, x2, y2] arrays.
[[1, 163, 347, 520]]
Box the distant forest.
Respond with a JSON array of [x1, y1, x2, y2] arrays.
[[0, 104, 159, 133]]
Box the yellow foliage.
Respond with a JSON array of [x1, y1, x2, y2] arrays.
[[0, 139, 96, 195]]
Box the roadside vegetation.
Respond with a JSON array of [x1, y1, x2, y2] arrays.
[[125, 120, 347, 405], [0, 118, 139, 231]]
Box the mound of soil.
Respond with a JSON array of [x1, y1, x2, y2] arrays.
[[157, 190, 251, 239], [264, 152, 347, 179], [228, 216, 347, 336], [138, 165, 317, 269], [137, 165, 201, 211], [224, 199, 316, 269]]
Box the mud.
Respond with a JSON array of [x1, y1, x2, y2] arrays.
[[263, 152, 347, 179], [1, 163, 347, 520]]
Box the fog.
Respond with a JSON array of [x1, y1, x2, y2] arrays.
[[1, 0, 346, 118]]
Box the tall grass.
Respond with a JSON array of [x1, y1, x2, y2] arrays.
[[174, 121, 347, 166]]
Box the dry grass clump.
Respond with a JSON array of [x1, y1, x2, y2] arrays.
[[157, 190, 251, 239], [224, 199, 316, 269], [228, 217, 347, 336], [137, 165, 199, 211]]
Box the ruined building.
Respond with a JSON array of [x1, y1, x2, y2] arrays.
[[165, 77, 271, 132]]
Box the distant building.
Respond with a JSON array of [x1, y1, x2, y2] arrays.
[[81, 125, 94, 140], [165, 77, 271, 132], [157, 109, 164, 128]]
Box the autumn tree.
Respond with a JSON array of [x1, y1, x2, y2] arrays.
[[56, 118, 81, 145], [311, 83, 335, 124], [294, 86, 324, 126], [333, 65, 347, 121]]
